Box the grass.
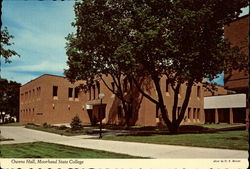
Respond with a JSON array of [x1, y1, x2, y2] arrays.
[[102, 130, 248, 150], [199, 124, 242, 129], [0, 142, 143, 158], [25, 124, 85, 136], [0, 122, 24, 126]]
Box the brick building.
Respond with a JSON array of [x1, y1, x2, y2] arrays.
[[224, 14, 249, 128], [203, 15, 249, 125], [20, 74, 205, 126]]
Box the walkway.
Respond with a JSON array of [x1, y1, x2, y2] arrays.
[[0, 126, 248, 158]]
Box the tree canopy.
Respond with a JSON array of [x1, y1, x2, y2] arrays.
[[0, 27, 20, 63], [65, 0, 248, 132], [0, 78, 21, 123]]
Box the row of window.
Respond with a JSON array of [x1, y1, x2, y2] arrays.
[[88, 82, 100, 100], [155, 107, 201, 120], [20, 87, 41, 102], [52, 86, 80, 99]]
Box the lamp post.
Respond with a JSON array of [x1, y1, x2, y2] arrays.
[[98, 93, 105, 138]]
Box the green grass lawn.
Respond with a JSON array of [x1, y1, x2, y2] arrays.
[[199, 124, 243, 129], [102, 130, 248, 150], [25, 125, 85, 136], [0, 142, 143, 158]]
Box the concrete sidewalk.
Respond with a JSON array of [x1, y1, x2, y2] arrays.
[[0, 126, 248, 158]]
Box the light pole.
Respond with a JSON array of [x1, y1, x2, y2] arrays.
[[98, 93, 105, 138]]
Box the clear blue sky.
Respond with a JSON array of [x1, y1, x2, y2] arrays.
[[1, 1, 249, 85]]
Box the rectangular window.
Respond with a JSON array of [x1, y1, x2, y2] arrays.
[[188, 107, 191, 119], [88, 86, 91, 100], [75, 88, 79, 98], [193, 108, 196, 120], [53, 86, 58, 97], [68, 88, 73, 98], [166, 79, 170, 92], [156, 105, 159, 118], [197, 108, 200, 120], [197, 86, 201, 98], [96, 81, 100, 95], [92, 85, 96, 99]]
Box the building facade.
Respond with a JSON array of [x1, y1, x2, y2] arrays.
[[224, 14, 249, 128], [20, 74, 205, 126]]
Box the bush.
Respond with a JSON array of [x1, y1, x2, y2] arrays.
[[58, 125, 68, 130], [42, 122, 51, 128], [70, 115, 83, 131]]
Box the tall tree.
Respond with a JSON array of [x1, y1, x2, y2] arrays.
[[65, 0, 248, 132], [65, 0, 144, 127]]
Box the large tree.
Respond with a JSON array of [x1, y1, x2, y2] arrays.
[[65, 0, 248, 132], [65, 0, 145, 127]]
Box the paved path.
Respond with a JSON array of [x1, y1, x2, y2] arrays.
[[0, 126, 248, 159]]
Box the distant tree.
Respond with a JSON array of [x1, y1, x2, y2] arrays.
[[65, 0, 248, 133], [0, 78, 21, 123]]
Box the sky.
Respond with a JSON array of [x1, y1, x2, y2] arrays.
[[1, 1, 249, 85]]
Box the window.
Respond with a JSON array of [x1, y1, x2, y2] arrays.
[[96, 81, 100, 95], [53, 86, 58, 97], [166, 79, 170, 92], [68, 88, 73, 98], [193, 108, 196, 120], [88, 86, 91, 100], [197, 86, 201, 98], [92, 85, 96, 99], [75, 88, 79, 98], [197, 108, 200, 120], [188, 108, 191, 119], [156, 105, 159, 118]]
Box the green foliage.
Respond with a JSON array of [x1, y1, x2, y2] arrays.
[[0, 78, 21, 122], [0, 27, 20, 63], [103, 130, 248, 150], [42, 122, 51, 128], [70, 115, 83, 131], [0, 142, 142, 158], [65, 0, 248, 132]]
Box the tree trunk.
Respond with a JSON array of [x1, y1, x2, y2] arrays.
[[152, 77, 172, 129]]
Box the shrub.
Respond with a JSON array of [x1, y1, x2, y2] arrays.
[[58, 125, 68, 130], [70, 115, 83, 131], [42, 122, 51, 128]]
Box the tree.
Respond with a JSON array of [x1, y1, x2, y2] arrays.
[[0, 78, 21, 123], [127, 0, 248, 133], [65, 0, 248, 133], [0, 27, 20, 62], [65, 0, 145, 127], [0, 27, 20, 78]]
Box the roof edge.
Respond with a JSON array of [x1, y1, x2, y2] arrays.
[[22, 74, 66, 87]]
